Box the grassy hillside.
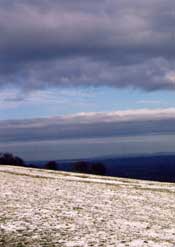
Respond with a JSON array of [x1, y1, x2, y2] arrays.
[[0, 165, 175, 247]]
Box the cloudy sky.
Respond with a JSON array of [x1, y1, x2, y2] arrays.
[[1, 0, 175, 160]]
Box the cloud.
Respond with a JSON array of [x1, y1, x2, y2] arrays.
[[1, 108, 175, 144], [137, 100, 162, 105], [0, 0, 175, 91]]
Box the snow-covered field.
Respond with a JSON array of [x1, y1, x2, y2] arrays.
[[0, 165, 175, 247]]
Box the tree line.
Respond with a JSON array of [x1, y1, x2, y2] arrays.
[[0, 153, 106, 176], [45, 160, 106, 175]]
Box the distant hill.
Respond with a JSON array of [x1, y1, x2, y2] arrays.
[[27, 153, 175, 182]]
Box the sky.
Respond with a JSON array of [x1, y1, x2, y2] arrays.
[[1, 0, 175, 160]]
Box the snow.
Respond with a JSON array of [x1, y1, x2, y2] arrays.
[[0, 165, 175, 247]]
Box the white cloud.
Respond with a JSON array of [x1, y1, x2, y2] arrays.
[[137, 100, 162, 105], [166, 72, 175, 84], [1, 108, 175, 143]]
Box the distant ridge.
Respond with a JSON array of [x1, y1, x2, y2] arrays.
[[27, 151, 175, 164], [26, 152, 175, 183]]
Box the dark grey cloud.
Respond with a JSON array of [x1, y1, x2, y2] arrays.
[[1, 0, 175, 91], [1, 109, 175, 143]]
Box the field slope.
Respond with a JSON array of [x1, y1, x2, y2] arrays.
[[0, 165, 175, 247]]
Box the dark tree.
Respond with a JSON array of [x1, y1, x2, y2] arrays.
[[0, 153, 25, 166], [13, 156, 24, 166], [45, 161, 58, 170], [91, 162, 106, 175], [73, 161, 89, 173]]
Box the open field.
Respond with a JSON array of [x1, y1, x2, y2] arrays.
[[0, 165, 175, 247]]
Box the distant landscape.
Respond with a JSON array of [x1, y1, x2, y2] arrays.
[[27, 154, 175, 183], [1, 1, 175, 246], [1, 152, 175, 182]]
